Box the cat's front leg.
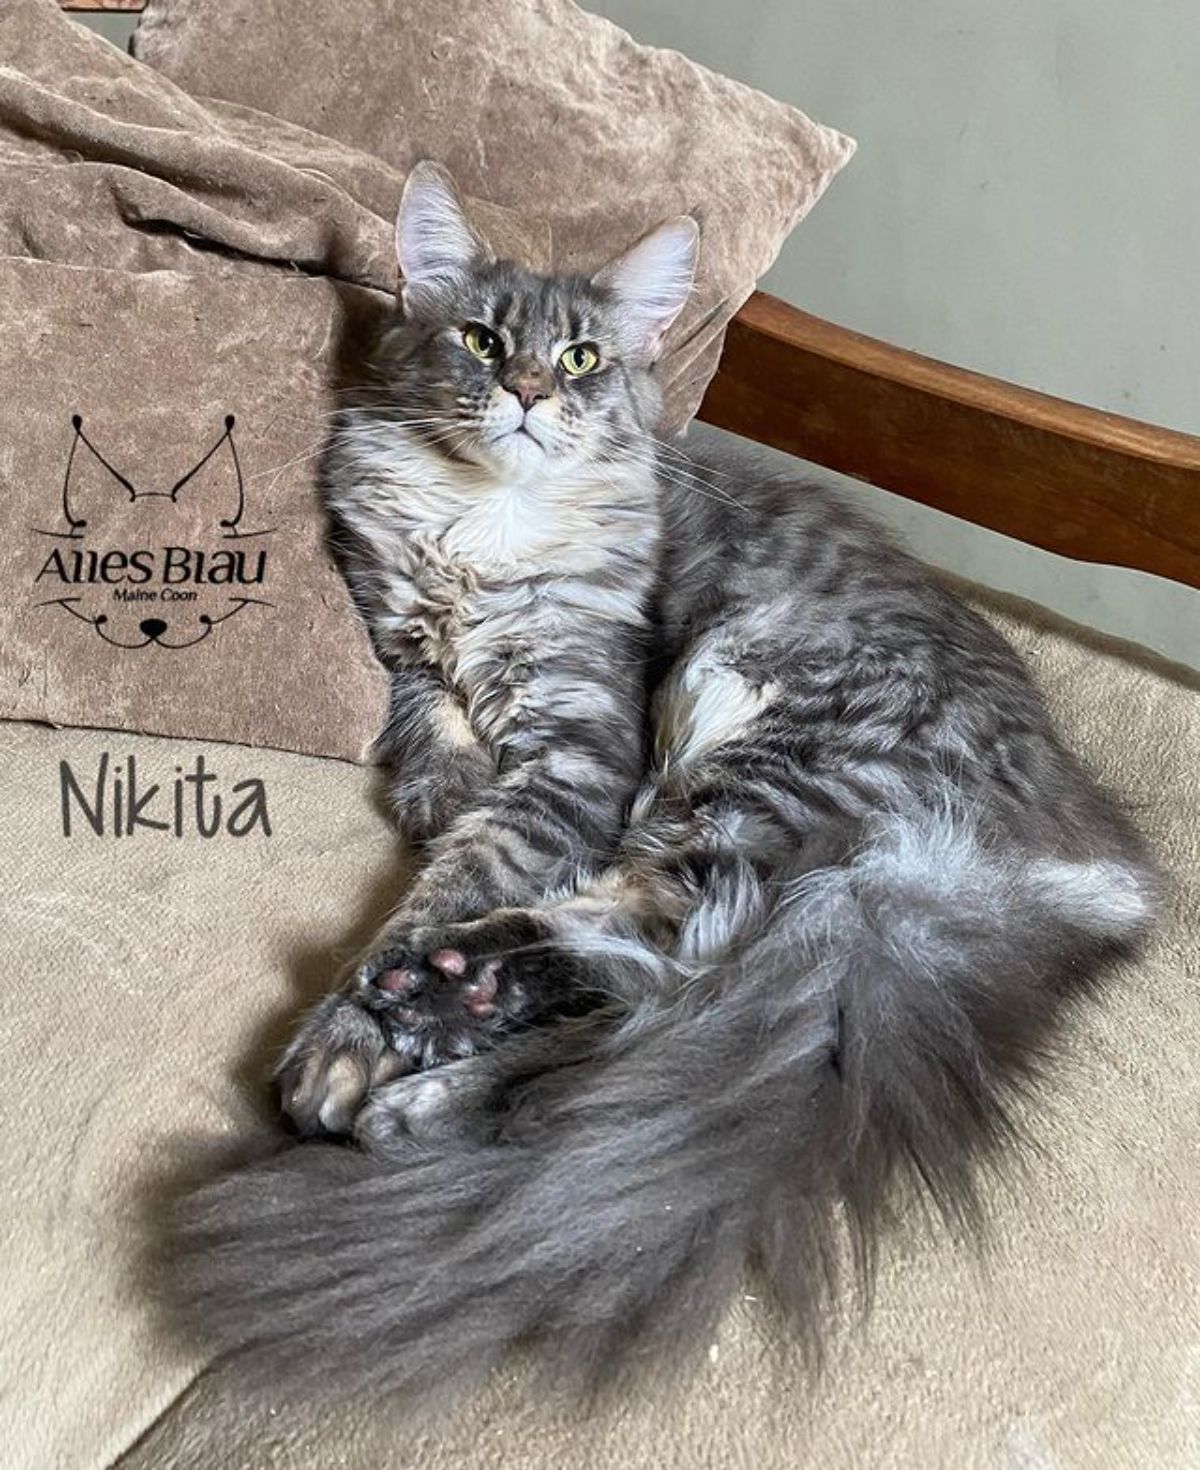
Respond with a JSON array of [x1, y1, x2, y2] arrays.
[[283, 642, 646, 1133], [282, 775, 638, 1133], [376, 663, 495, 843]]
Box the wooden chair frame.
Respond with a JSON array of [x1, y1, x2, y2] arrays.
[[63, 0, 1200, 592]]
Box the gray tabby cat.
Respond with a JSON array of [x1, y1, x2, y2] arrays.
[[175, 164, 1157, 1405]]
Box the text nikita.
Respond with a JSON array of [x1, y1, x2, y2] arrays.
[[59, 752, 272, 838]]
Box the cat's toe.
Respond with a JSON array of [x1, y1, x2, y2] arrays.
[[277, 994, 408, 1136]]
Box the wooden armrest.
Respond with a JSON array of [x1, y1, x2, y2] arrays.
[[700, 293, 1200, 590]]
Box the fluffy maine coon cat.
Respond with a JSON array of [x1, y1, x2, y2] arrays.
[[175, 163, 1157, 1404]]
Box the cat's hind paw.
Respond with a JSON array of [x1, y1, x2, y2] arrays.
[[354, 1059, 497, 1151], [355, 909, 576, 1067]]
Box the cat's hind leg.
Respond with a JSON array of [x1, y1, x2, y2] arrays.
[[277, 905, 608, 1136], [277, 934, 521, 1136], [352, 1018, 594, 1152], [373, 819, 771, 1060]]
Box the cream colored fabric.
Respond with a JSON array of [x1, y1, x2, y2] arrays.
[[2, 594, 1197, 1470]]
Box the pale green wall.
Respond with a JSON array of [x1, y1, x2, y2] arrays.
[[77, 13, 138, 49], [586, 0, 1199, 436], [582, 0, 1198, 668]]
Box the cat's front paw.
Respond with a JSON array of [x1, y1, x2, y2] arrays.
[[355, 909, 575, 1067], [276, 993, 408, 1137]]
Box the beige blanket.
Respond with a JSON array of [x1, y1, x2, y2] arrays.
[[3, 590, 1196, 1470]]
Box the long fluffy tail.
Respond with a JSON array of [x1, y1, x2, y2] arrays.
[[171, 806, 1155, 1407]]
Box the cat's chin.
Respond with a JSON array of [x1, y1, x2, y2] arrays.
[[486, 427, 555, 475]]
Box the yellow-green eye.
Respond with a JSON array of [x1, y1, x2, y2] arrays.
[[463, 323, 503, 362], [559, 343, 600, 378]]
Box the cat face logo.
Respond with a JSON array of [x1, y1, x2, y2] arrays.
[[32, 414, 274, 651]]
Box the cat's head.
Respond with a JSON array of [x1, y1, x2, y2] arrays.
[[375, 162, 699, 475]]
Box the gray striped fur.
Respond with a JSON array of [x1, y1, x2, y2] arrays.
[[171, 166, 1158, 1409]]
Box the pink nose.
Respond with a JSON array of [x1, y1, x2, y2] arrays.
[[507, 379, 549, 411]]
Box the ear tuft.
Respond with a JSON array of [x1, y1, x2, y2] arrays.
[[593, 216, 700, 360], [395, 161, 487, 289]]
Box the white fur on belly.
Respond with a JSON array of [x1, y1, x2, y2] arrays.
[[655, 648, 777, 768]]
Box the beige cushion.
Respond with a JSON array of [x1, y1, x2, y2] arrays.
[[2, 259, 390, 764], [3, 592, 1197, 1469], [134, 0, 856, 434]]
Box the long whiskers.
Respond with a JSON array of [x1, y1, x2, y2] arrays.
[[604, 427, 746, 511]]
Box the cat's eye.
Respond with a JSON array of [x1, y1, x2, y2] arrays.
[[462, 323, 503, 362], [559, 343, 600, 378]]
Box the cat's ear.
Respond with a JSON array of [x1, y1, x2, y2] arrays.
[[395, 162, 489, 300], [58, 415, 136, 537], [593, 216, 699, 361], [170, 416, 262, 539]]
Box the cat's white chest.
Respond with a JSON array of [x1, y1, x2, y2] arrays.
[[439, 483, 568, 567], [393, 482, 610, 669], [338, 431, 655, 744], [397, 484, 573, 669], [402, 542, 502, 661]]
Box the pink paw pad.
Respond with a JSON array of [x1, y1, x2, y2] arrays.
[[375, 966, 421, 994], [430, 948, 467, 977], [463, 960, 502, 1018]]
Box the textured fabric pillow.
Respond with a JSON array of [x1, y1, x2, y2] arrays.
[[0, 0, 539, 761], [134, 0, 856, 432], [1, 259, 390, 761]]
